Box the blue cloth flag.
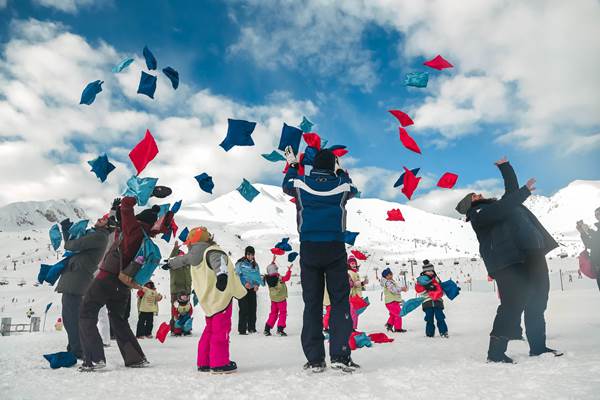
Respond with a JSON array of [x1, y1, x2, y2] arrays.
[[236, 179, 259, 202], [133, 234, 162, 285], [275, 237, 292, 252], [123, 175, 158, 206], [171, 200, 182, 214], [43, 352, 77, 369], [353, 332, 373, 349], [68, 220, 89, 240], [277, 123, 303, 154], [194, 173, 214, 194], [178, 227, 189, 242], [39, 254, 73, 286], [143, 45, 157, 70], [344, 231, 359, 246], [394, 168, 420, 188], [161, 230, 172, 243], [87, 154, 116, 183], [162, 67, 179, 89], [49, 224, 61, 251], [137, 71, 157, 99], [288, 252, 298, 263], [441, 279, 461, 300], [157, 204, 170, 217], [220, 119, 256, 152], [400, 297, 425, 317], [405, 72, 429, 88], [79, 80, 103, 105], [261, 150, 286, 162], [299, 116, 314, 133], [303, 146, 318, 166], [112, 57, 134, 73]]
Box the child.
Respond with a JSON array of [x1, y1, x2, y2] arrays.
[[167, 227, 246, 374], [136, 281, 163, 339], [381, 268, 408, 333], [55, 317, 63, 331], [172, 293, 194, 336], [415, 260, 448, 338], [347, 256, 368, 330], [263, 256, 292, 337]]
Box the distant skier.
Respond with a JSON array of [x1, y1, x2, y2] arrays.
[[415, 260, 448, 338], [283, 146, 359, 373], [576, 206, 600, 291], [263, 256, 292, 337], [26, 307, 34, 319], [455, 157, 561, 363], [380, 268, 407, 333]]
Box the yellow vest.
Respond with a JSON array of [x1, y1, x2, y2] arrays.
[[383, 280, 403, 304], [191, 244, 247, 317], [139, 288, 161, 313], [348, 270, 362, 297], [177, 303, 191, 315], [269, 279, 288, 302]]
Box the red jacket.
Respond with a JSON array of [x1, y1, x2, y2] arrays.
[[415, 276, 444, 301]]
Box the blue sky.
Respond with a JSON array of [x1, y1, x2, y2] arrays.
[[0, 0, 598, 216]]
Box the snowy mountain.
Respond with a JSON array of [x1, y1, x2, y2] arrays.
[[0, 200, 88, 232]]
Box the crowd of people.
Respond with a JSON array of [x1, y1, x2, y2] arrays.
[[48, 149, 597, 374]]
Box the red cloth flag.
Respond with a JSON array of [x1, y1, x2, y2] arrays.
[[388, 110, 414, 127], [303, 133, 321, 150], [401, 167, 421, 200], [129, 129, 159, 174], [423, 55, 453, 70], [437, 172, 459, 189], [271, 248, 286, 256], [386, 208, 405, 221], [399, 128, 421, 154], [350, 250, 368, 261], [331, 148, 348, 157]]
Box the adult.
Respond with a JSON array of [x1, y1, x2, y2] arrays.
[[234, 246, 260, 335], [283, 146, 358, 373], [455, 157, 561, 363], [55, 215, 111, 359], [79, 197, 160, 371], [576, 206, 600, 290]]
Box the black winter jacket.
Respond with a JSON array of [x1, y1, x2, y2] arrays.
[[467, 163, 558, 275]]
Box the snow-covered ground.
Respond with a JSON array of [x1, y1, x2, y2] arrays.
[[1, 286, 599, 400]]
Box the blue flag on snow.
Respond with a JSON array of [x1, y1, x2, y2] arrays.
[[49, 224, 61, 251], [123, 175, 158, 206], [178, 227, 189, 242], [79, 80, 103, 105], [162, 67, 179, 89], [261, 150, 286, 162], [68, 220, 89, 240], [194, 173, 215, 194], [137, 71, 157, 99], [277, 123, 303, 154], [87, 154, 116, 183], [112, 57, 134, 73], [405, 72, 429, 88], [143, 45, 157, 70], [394, 168, 420, 188], [344, 231, 359, 246], [236, 179, 259, 202], [43, 352, 77, 369], [288, 252, 298, 263], [299, 116, 314, 133], [220, 119, 256, 151]]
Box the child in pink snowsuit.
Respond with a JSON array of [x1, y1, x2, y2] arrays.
[[264, 258, 292, 336], [381, 268, 408, 333]]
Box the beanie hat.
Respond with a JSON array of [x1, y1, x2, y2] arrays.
[[455, 193, 475, 215], [381, 268, 392, 278], [267, 263, 278, 275], [136, 205, 160, 225], [422, 259, 435, 273], [245, 246, 255, 256], [347, 256, 358, 265], [313, 149, 336, 172]]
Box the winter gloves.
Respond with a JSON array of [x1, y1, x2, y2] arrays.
[[59, 218, 73, 242], [284, 145, 298, 167]]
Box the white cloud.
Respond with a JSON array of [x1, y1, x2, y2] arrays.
[[32, 0, 96, 13], [0, 19, 316, 216]]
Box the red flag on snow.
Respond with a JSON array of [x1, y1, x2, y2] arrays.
[[386, 208, 405, 221], [303, 133, 321, 150], [399, 128, 421, 154], [423, 55, 453, 71], [129, 129, 159, 174], [350, 250, 368, 261], [437, 172, 459, 189], [388, 110, 414, 127], [156, 322, 170, 343], [401, 167, 421, 200]]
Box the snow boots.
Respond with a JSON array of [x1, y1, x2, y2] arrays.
[[78, 360, 106, 372], [211, 361, 237, 374], [487, 336, 515, 364], [264, 324, 271, 336], [331, 357, 361, 373], [530, 347, 564, 357], [303, 360, 327, 373], [386, 323, 407, 333], [277, 326, 287, 336]]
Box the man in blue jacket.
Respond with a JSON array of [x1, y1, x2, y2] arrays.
[[456, 157, 561, 363], [283, 146, 358, 373]]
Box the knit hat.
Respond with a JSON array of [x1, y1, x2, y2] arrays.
[[422, 259, 435, 273], [136, 205, 160, 225], [455, 193, 475, 215], [381, 268, 392, 278], [347, 256, 358, 265], [245, 246, 255, 256], [313, 149, 336, 171], [267, 262, 278, 275]]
